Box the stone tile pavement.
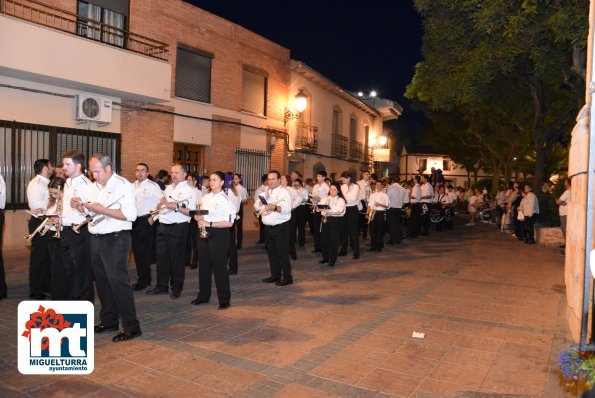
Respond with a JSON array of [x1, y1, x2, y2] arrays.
[[0, 221, 578, 397]]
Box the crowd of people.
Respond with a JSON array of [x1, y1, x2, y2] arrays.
[[0, 154, 573, 342]]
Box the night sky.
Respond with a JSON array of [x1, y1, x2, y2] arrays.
[[187, 0, 426, 145]]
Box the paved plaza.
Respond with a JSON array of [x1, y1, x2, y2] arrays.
[[0, 221, 577, 397]]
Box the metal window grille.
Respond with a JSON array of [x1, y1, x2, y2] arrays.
[[0, 120, 120, 209], [235, 148, 270, 196], [332, 134, 348, 158]]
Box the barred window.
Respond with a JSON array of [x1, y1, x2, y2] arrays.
[[0, 120, 120, 209], [176, 46, 212, 103]]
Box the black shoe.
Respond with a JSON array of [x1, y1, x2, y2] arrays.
[[112, 330, 142, 342], [338, 252, 347, 257], [311, 250, 320, 253], [256, 240, 265, 244], [236, 245, 242, 249], [191, 298, 209, 305], [229, 270, 238, 275], [290, 254, 297, 260], [319, 259, 329, 264], [218, 303, 230, 310], [367, 248, 376, 252], [95, 324, 118, 333], [132, 284, 148, 291], [387, 240, 395, 245], [276, 278, 293, 286], [146, 288, 167, 295], [329, 261, 335, 267], [170, 291, 181, 299], [262, 276, 279, 283], [353, 254, 360, 259], [525, 239, 536, 244]]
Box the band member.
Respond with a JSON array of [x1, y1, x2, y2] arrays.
[[446, 185, 457, 229], [185, 174, 200, 269], [26, 159, 53, 299], [281, 175, 298, 260], [200, 175, 210, 196], [54, 164, 65, 179], [147, 163, 197, 298], [232, 173, 248, 249], [387, 177, 407, 244], [368, 181, 389, 252], [305, 178, 315, 234], [256, 171, 293, 286], [45, 178, 68, 300], [0, 173, 5, 300], [433, 185, 449, 231], [420, 174, 434, 236], [320, 182, 346, 267], [311, 170, 329, 253], [192, 171, 235, 309], [254, 174, 269, 244], [407, 175, 422, 239], [62, 151, 94, 301], [155, 169, 169, 190], [339, 171, 361, 259], [227, 178, 241, 275], [292, 178, 308, 247], [132, 163, 163, 291], [357, 170, 372, 240], [85, 154, 141, 342]]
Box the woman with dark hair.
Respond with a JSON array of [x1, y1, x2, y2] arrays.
[[192, 171, 235, 309], [47, 177, 68, 299], [339, 171, 361, 259], [320, 182, 346, 266]]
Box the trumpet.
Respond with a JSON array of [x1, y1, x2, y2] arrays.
[[72, 195, 124, 233], [52, 186, 63, 239], [25, 217, 51, 241], [367, 208, 376, 224], [196, 207, 209, 239], [148, 196, 191, 224]]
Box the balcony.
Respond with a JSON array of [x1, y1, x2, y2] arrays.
[[1, 0, 169, 60], [295, 122, 318, 152], [332, 134, 348, 158], [349, 140, 363, 161]]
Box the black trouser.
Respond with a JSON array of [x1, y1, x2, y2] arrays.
[[387, 208, 402, 243], [306, 205, 314, 235], [228, 226, 238, 273], [435, 206, 444, 231], [370, 211, 386, 250], [340, 206, 360, 256], [91, 231, 140, 332], [358, 201, 368, 239], [258, 216, 266, 242], [312, 212, 322, 251], [407, 204, 422, 238], [445, 207, 454, 229], [48, 237, 69, 300], [321, 216, 342, 263], [156, 222, 188, 294], [131, 215, 154, 287], [288, 211, 297, 259], [513, 207, 523, 237], [0, 210, 6, 297], [265, 221, 292, 281], [28, 217, 51, 297], [524, 214, 538, 241], [294, 205, 306, 246], [61, 226, 93, 301], [235, 204, 244, 248], [197, 227, 231, 304], [421, 203, 430, 235], [185, 218, 199, 267]]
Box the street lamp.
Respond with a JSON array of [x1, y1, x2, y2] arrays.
[[284, 89, 308, 125], [377, 135, 387, 146]]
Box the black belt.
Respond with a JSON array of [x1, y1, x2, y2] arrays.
[[91, 230, 130, 238], [137, 214, 150, 219], [265, 221, 289, 228]]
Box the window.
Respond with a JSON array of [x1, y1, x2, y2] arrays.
[[443, 159, 450, 171], [176, 46, 212, 103], [418, 158, 428, 174], [77, 1, 127, 47], [349, 116, 357, 142], [0, 120, 120, 209], [332, 106, 342, 134], [242, 69, 267, 116]]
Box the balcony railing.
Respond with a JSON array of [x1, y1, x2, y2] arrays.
[[349, 140, 363, 161], [295, 122, 318, 152], [0, 0, 169, 61], [332, 134, 348, 158]]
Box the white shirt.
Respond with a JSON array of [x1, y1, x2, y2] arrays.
[[559, 189, 571, 216], [434, 192, 449, 205], [295, 187, 309, 206], [324, 195, 345, 217], [312, 182, 329, 202], [0, 174, 5, 209], [203, 191, 236, 223], [341, 183, 360, 207], [134, 178, 163, 217], [159, 182, 197, 224], [88, 173, 137, 235], [255, 185, 292, 225], [226, 189, 241, 216], [254, 184, 268, 201], [420, 182, 434, 203], [62, 174, 93, 226], [234, 184, 249, 202], [369, 191, 389, 211], [27, 175, 50, 212], [387, 183, 407, 209], [286, 186, 303, 210], [357, 179, 371, 202], [520, 191, 539, 217], [410, 184, 421, 203], [448, 191, 458, 204]]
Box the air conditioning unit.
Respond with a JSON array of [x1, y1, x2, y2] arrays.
[[75, 95, 112, 123]]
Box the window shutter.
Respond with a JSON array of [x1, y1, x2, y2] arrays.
[[242, 70, 266, 115], [176, 47, 212, 103]]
